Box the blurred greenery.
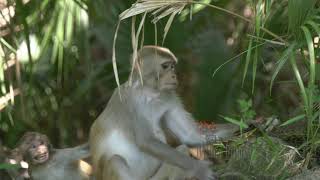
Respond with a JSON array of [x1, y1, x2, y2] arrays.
[[0, 0, 242, 147], [0, 1, 319, 171]]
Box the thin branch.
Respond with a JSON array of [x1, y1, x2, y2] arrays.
[[247, 34, 287, 46], [189, 1, 288, 44], [0, 89, 20, 111]]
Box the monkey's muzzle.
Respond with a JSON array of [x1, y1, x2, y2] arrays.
[[34, 152, 48, 163]]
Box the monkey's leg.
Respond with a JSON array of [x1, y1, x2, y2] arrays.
[[149, 164, 185, 180], [99, 155, 135, 180], [150, 145, 190, 180]]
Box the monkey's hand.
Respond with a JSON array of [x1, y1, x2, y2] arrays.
[[188, 160, 217, 180]]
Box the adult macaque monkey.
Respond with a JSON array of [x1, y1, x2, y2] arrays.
[[90, 46, 216, 180], [15, 132, 92, 180]]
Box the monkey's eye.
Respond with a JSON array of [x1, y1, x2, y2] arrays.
[[31, 144, 36, 149], [161, 64, 168, 69], [161, 62, 172, 70]]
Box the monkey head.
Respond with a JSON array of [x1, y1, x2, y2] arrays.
[[134, 46, 178, 91], [16, 132, 51, 165]]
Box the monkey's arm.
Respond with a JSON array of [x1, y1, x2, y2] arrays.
[[164, 105, 207, 147], [129, 91, 202, 171], [55, 143, 90, 162], [134, 121, 198, 171]]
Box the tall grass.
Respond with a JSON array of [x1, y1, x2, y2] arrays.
[[243, 0, 319, 166]]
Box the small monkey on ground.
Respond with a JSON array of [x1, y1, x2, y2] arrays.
[[90, 46, 217, 180], [15, 132, 92, 180]]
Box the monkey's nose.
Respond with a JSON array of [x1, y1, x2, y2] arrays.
[[38, 145, 47, 153]]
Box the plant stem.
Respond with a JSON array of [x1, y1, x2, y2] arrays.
[[189, 1, 287, 44]]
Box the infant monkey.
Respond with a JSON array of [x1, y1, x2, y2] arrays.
[[15, 132, 91, 180]]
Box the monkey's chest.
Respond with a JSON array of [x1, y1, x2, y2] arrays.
[[143, 101, 168, 143]]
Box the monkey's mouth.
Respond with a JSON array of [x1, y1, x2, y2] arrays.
[[33, 152, 49, 163]]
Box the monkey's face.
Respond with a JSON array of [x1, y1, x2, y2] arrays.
[[136, 46, 178, 91], [157, 59, 178, 91], [28, 140, 49, 164]]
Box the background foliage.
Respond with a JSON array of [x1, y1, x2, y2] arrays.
[[0, 0, 319, 164]]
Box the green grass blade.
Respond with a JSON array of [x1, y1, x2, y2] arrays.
[[270, 43, 296, 94], [40, 10, 58, 54], [288, 0, 317, 33], [301, 25, 316, 121], [252, 47, 258, 93], [264, 0, 272, 15], [27, 0, 50, 24], [301, 26, 316, 86], [56, 9, 66, 84], [51, 37, 59, 64], [65, 2, 75, 46], [0, 38, 16, 53], [220, 115, 249, 129], [212, 41, 266, 79], [306, 20, 320, 37], [0, 55, 5, 94], [280, 114, 306, 126], [289, 54, 308, 111], [242, 38, 253, 86], [251, 1, 262, 93]]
